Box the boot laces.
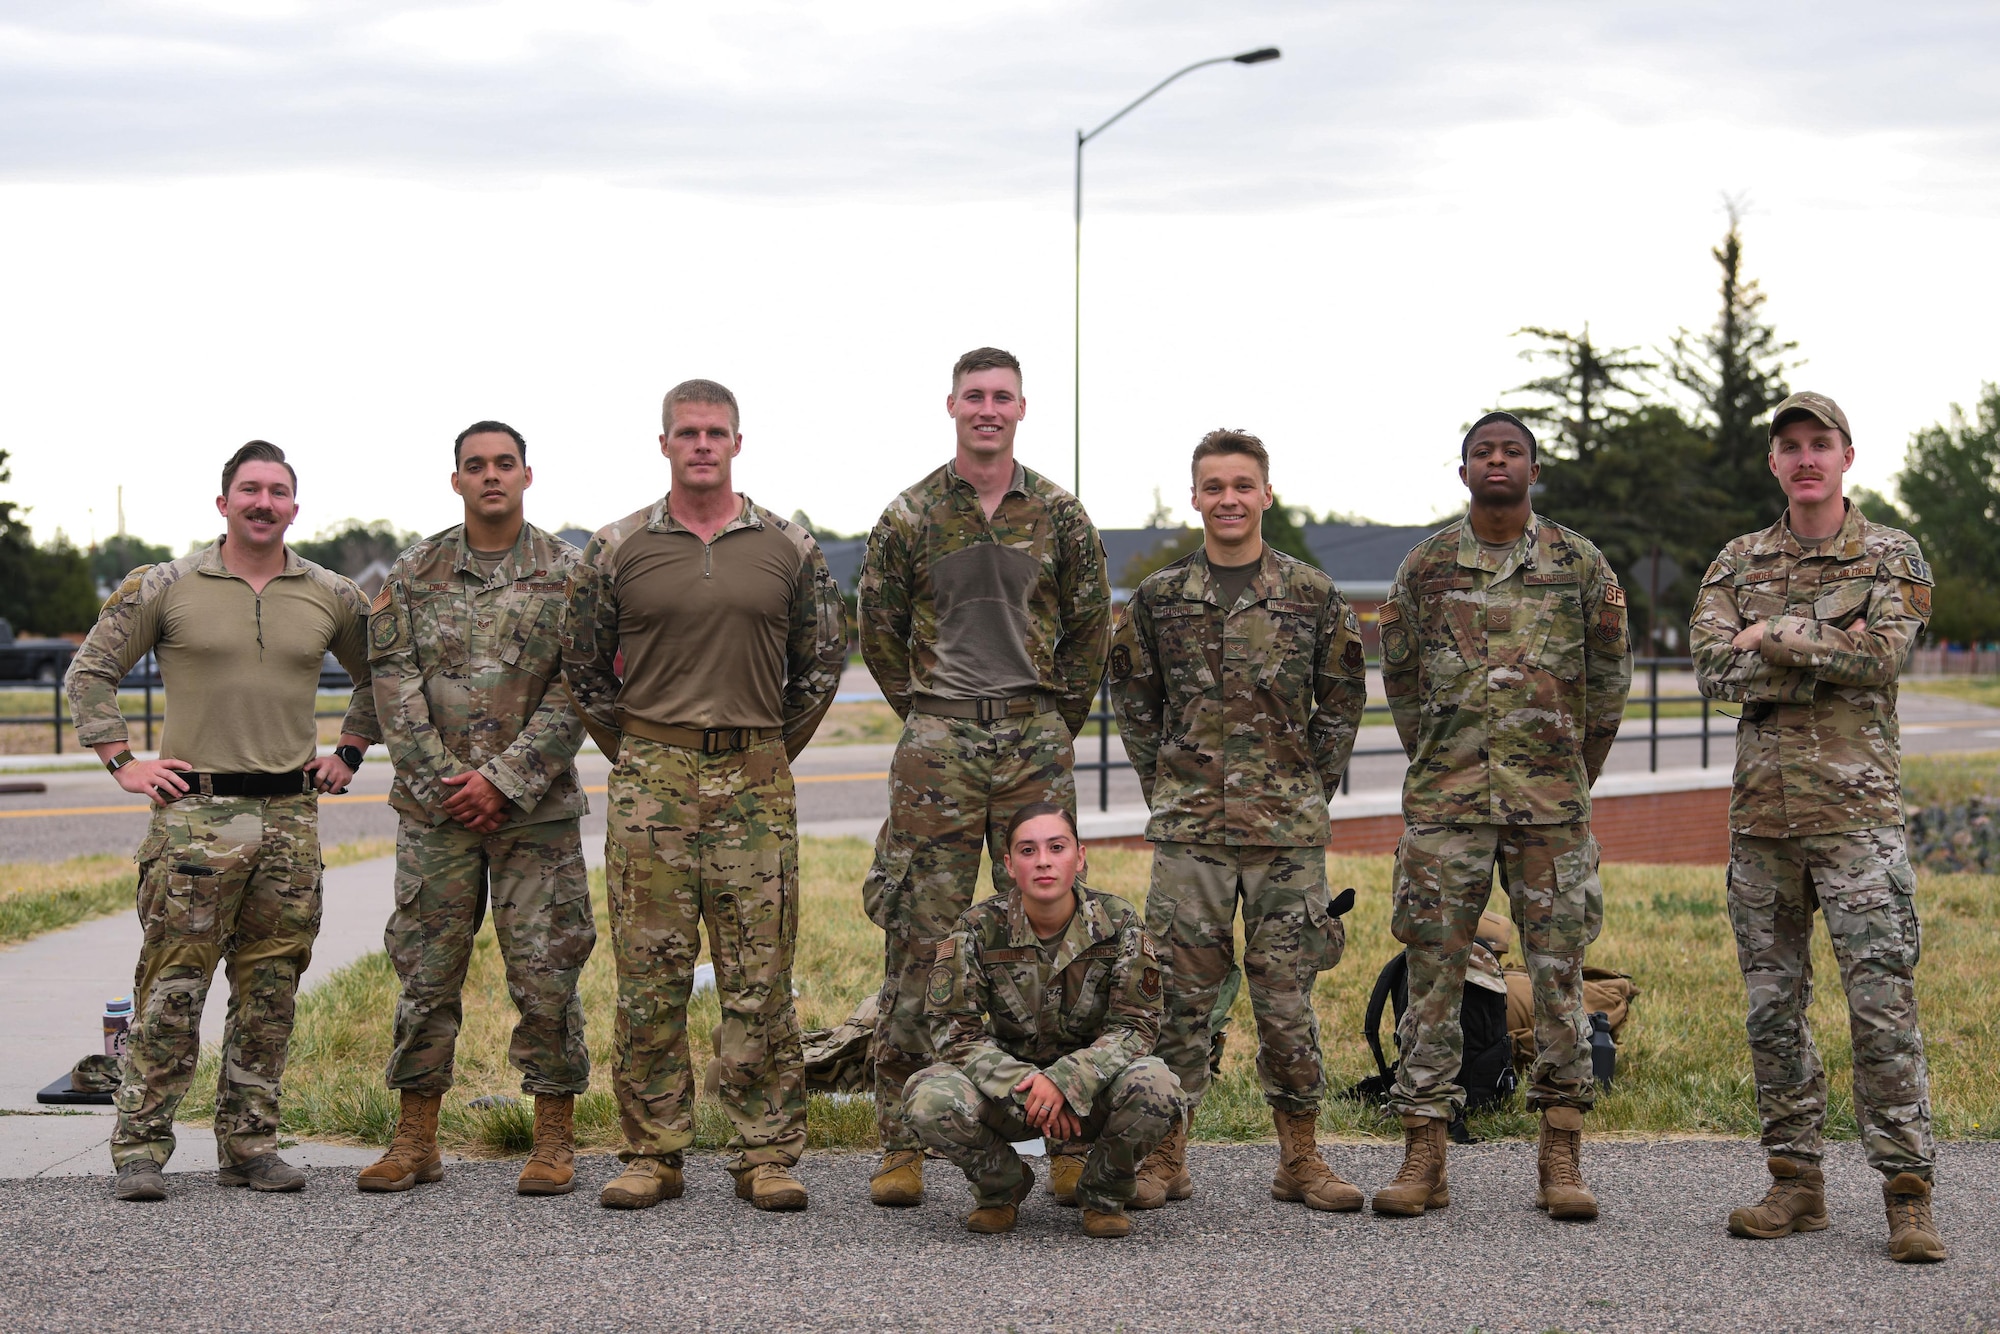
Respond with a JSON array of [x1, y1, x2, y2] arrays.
[[1542, 1128, 1583, 1189], [1887, 1189, 1931, 1234], [1392, 1127, 1438, 1183]]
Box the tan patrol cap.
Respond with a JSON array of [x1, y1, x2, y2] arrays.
[[1769, 391, 1851, 441]]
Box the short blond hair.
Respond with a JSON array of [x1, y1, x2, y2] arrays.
[[662, 379, 740, 433]]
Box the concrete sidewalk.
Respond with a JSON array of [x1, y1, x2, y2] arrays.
[[0, 855, 404, 1176]]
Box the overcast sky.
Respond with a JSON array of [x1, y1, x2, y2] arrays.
[[5, 1, 1999, 552]]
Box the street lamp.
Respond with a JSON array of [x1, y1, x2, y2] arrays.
[[1072, 46, 1280, 497]]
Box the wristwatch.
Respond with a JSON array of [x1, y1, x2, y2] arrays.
[[105, 749, 137, 774], [334, 744, 366, 769]]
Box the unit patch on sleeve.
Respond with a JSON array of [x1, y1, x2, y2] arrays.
[[927, 965, 953, 1007]]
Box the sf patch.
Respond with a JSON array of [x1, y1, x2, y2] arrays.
[[927, 964, 953, 1007], [1597, 584, 1627, 644], [1109, 643, 1133, 681]]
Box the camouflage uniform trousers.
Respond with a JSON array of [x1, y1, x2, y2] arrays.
[[1388, 822, 1603, 1119], [1146, 842, 1341, 1115], [383, 816, 594, 1097], [1729, 826, 1934, 1179], [905, 1057, 1182, 1212], [606, 735, 804, 1171], [112, 793, 322, 1169], [867, 708, 1076, 1151]]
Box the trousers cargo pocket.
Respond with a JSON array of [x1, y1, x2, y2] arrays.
[[1725, 865, 1780, 963], [862, 829, 916, 934], [161, 867, 219, 937], [1301, 886, 1347, 972], [541, 856, 597, 973]]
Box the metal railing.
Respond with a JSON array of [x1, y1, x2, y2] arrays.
[[1075, 657, 1716, 812], [0, 679, 350, 755]]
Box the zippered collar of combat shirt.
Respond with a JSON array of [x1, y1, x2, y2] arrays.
[[194, 536, 310, 584], [643, 492, 764, 576], [1451, 510, 1545, 583]]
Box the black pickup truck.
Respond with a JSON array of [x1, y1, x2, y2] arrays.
[[0, 619, 77, 683]]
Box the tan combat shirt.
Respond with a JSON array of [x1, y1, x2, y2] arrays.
[[368, 522, 586, 828], [1380, 515, 1631, 826], [1690, 502, 1933, 838], [1108, 546, 1367, 847], [563, 495, 847, 759], [67, 541, 379, 772]]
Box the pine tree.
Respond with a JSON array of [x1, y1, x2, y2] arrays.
[[1667, 203, 1797, 544], [1504, 326, 1653, 458]]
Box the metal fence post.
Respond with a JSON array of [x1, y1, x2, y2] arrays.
[[1700, 694, 1709, 769], [52, 677, 62, 754], [144, 677, 155, 752], [1647, 658, 1660, 773], [1098, 679, 1111, 812]]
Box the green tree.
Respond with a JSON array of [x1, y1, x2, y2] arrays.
[[290, 519, 419, 577], [91, 534, 173, 591], [1667, 205, 1798, 547], [1898, 384, 2000, 645], [0, 450, 97, 634], [1506, 325, 1654, 457], [1262, 495, 1320, 569]]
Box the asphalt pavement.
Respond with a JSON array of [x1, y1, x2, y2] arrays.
[[0, 1141, 1993, 1333]]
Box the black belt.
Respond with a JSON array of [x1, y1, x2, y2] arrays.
[[909, 693, 1058, 723], [173, 771, 313, 799]]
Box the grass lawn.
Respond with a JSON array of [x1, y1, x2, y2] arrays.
[[183, 835, 2000, 1158], [0, 838, 394, 948], [1904, 675, 2000, 712], [1904, 750, 2000, 808]]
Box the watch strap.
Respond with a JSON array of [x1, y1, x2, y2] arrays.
[[105, 749, 137, 773]]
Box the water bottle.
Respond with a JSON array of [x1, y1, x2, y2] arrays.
[[1589, 1011, 1616, 1086], [103, 996, 133, 1062]]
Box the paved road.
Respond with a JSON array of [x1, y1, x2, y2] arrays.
[[0, 1142, 1992, 1333], [7, 689, 1997, 865]]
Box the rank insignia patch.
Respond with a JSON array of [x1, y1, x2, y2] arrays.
[[1342, 639, 1365, 675], [1140, 966, 1161, 1000], [1109, 643, 1133, 681]]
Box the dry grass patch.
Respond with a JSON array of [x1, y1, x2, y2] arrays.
[[180, 837, 2000, 1158]]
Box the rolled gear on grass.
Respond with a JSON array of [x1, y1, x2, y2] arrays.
[[857, 458, 1111, 1180], [906, 882, 1182, 1222]]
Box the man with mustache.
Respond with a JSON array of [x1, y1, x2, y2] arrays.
[[1690, 392, 1945, 1263], [858, 346, 1112, 1208], [357, 420, 594, 1198], [1372, 411, 1630, 1223], [67, 440, 379, 1202], [565, 379, 846, 1211]]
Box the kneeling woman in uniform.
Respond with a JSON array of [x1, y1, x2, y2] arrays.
[[904, 802, 1184, 1237]]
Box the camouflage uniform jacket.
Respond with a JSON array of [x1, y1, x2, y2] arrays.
[[368, 522, 585, 827], [1108, 546, 1367, 846], [1380, 515, 1631, 825], [1689, 502, 1932, 838], [860, 461, 1111, 735], [68, 541, 378, 768], [564, 495, 846, 761], [927, 885, 1162, 1117]]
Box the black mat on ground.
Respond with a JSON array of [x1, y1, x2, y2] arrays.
[[36, 1073, 113, 1106]]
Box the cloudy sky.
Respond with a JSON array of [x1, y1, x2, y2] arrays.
[[5, 1, 1999, 551]]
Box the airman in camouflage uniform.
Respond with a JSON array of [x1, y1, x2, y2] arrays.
[[1374, 412, 1630, 1223], [908, 866, 1179, 1234], [67, 441, 378, 1201], [1691, 390, 1945, 1262], [359, 422, 595, 1199], [860, 348, 1111, 1204], [1108, 428, 1366, 1212], [565, 380, 846, 1211]]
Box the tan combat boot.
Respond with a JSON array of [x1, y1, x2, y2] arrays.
[[357, 1091, 443, 1194], [966, 1159, 1035, 1234], [1131, 1120, 1193, 1210], [1883, 1173, 1948, 1263], [869, 1149, 924, 1206], [1047, 1153, 1086, 1207], [599, 1156, 684, 1210], [1726, 1156, 1829, 1238], [733, 1162, 809, 1211], [516, 1094, 577, 1196], [1535, 1106, 1598, 1221], [1081, 1207, 1132, 1238], [1271, 1107, 1363, 1212], [1371, 1114, 1449, 1217]]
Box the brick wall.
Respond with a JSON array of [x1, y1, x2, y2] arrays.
[[1096, 785, 1734, 865]]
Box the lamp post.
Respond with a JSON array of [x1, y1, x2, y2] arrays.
[[1072, 46, 1280, 497]]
